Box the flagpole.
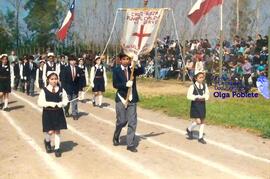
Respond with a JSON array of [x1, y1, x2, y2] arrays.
[[219, 1, 223, 78], [236, 0, 239, 35]]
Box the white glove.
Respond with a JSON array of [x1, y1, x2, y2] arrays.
[[91, 83, 95, 88], [57, 102, 66, 108], [126, 80, 133, 88], [23, 76, 27, 80]]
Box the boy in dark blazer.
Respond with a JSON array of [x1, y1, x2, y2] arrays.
[[27, 55, 37, 96], [112, 53, 144, 152], [61, 55, 80, 120]]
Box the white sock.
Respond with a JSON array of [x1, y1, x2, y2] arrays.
[[54, 133, 61, 150], [44, 133, 51, 142], [95, 95, 99, 105], [3, 98, 8, 108], [99, 95, 103, 106], [92, 95, 96, 103], [199, 124, 205, 139], [188, 122, 197, 131]]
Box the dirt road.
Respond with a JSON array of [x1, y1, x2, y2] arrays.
[[0, 91, 269, 179]]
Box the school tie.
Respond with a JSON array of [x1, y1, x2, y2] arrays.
[[72, 66, 76, 81], [52, 86, 56, 93], [124, 68, 128, 80]]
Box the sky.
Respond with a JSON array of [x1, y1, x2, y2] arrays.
[[0, 0, 270, 45]]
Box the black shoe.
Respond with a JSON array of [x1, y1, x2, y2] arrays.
[[98, 105, 103, 108], [73, 116, 78, 120], [198, 138, 207, 144], [44, 140, 52, 153], [54, 149, 61, 157], [113, 137, 120, 146], [186, 128, 193, 140], [3, 107, 9, 112], [65, 112, 70, 117], [127, 146, 138, 153], [0, 103, 3, 109], [92, 101, 96, 107]]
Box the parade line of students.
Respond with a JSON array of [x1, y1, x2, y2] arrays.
[[0, 51, 209, 157]]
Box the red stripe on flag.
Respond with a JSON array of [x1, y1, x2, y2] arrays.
[[188, 0, 223, 25], [57, 14, 74, 41]]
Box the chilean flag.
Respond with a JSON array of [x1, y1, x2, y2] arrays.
[[188, 0, 223, 25], [57, 0, 75, 41]]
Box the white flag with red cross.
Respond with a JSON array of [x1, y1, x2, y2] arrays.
[[121, 8, 165, 57]]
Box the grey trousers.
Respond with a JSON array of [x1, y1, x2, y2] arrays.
[[65, 94, 78, 116], [114, 102, 137, 147]]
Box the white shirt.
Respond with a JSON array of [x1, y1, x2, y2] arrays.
[[121, 65, 129, 80], [37, 84, 69, 108], [187, 82, 210, 101]]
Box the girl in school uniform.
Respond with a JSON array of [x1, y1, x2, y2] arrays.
[[78, 58, 89, 102], [37, 71, 69, 157], [186, 71, 209, 144], [0, 54, 12, 111], [90, 56, 107, 108]]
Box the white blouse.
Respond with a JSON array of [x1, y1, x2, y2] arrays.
[[187, 82, 210, 101], [37, 84, 69, 108]]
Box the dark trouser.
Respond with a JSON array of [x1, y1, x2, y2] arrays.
[[21, 79, 29, 94], [38, 79, 44, 89], [65, 93, 78, 116], [243, 74, 251, 92], [13, 76, 20, 90], [27, 77, 35, 95], [113, 102, 137, 147]]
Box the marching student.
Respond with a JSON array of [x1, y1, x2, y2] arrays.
[[78, 58, 89, 102], [61, 55, 81, 120], [35, 59, 46, 89], [186, 71, 210, 144], [0, 54, 12, 111], [20, 56, 30, 94], [58, 55, 67, 83], [112, 53, 144, 152], [27, 55, 37, 96], [12, 58, 22, 91], [37, 71, 68, 157], [42, 53, 60, 86], [90, 56, 107, 108]]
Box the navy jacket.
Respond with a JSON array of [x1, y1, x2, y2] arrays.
[[112, 65, 144, 103], [28, 62, 37, 79], [61, 65, 80, 95]]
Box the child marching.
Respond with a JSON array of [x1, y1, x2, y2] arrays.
[[37, 71, 68, 157], [186, 72, 210, 144], [78, 58, 89, 102], [90, 56, 107, 108], [0, 54, 12, 111]]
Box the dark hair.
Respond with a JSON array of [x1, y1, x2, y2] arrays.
[[68, 55, 77, 62], [118, 53, 129, 60], [46, 73, 58, 85], [193, 72, 204, 83]]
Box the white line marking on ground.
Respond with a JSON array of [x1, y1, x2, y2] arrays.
[[84, 110, 257, 179], [12, 92, 159, 179], [1, 111, 72, 179], [104, 106, 270, 164]]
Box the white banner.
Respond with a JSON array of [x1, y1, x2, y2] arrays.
[[121, 8, 165, 57]]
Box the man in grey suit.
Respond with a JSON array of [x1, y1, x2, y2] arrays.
[[112, 53, 144, 152]]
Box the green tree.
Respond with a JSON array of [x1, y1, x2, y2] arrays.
[[24, 0, 58, 48]]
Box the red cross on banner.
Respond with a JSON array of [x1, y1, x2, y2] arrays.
[[132, 25, 151, 49], [121, 8, 165, 56]]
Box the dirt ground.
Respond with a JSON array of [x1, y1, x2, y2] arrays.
[[0, 91, 269, 179]]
